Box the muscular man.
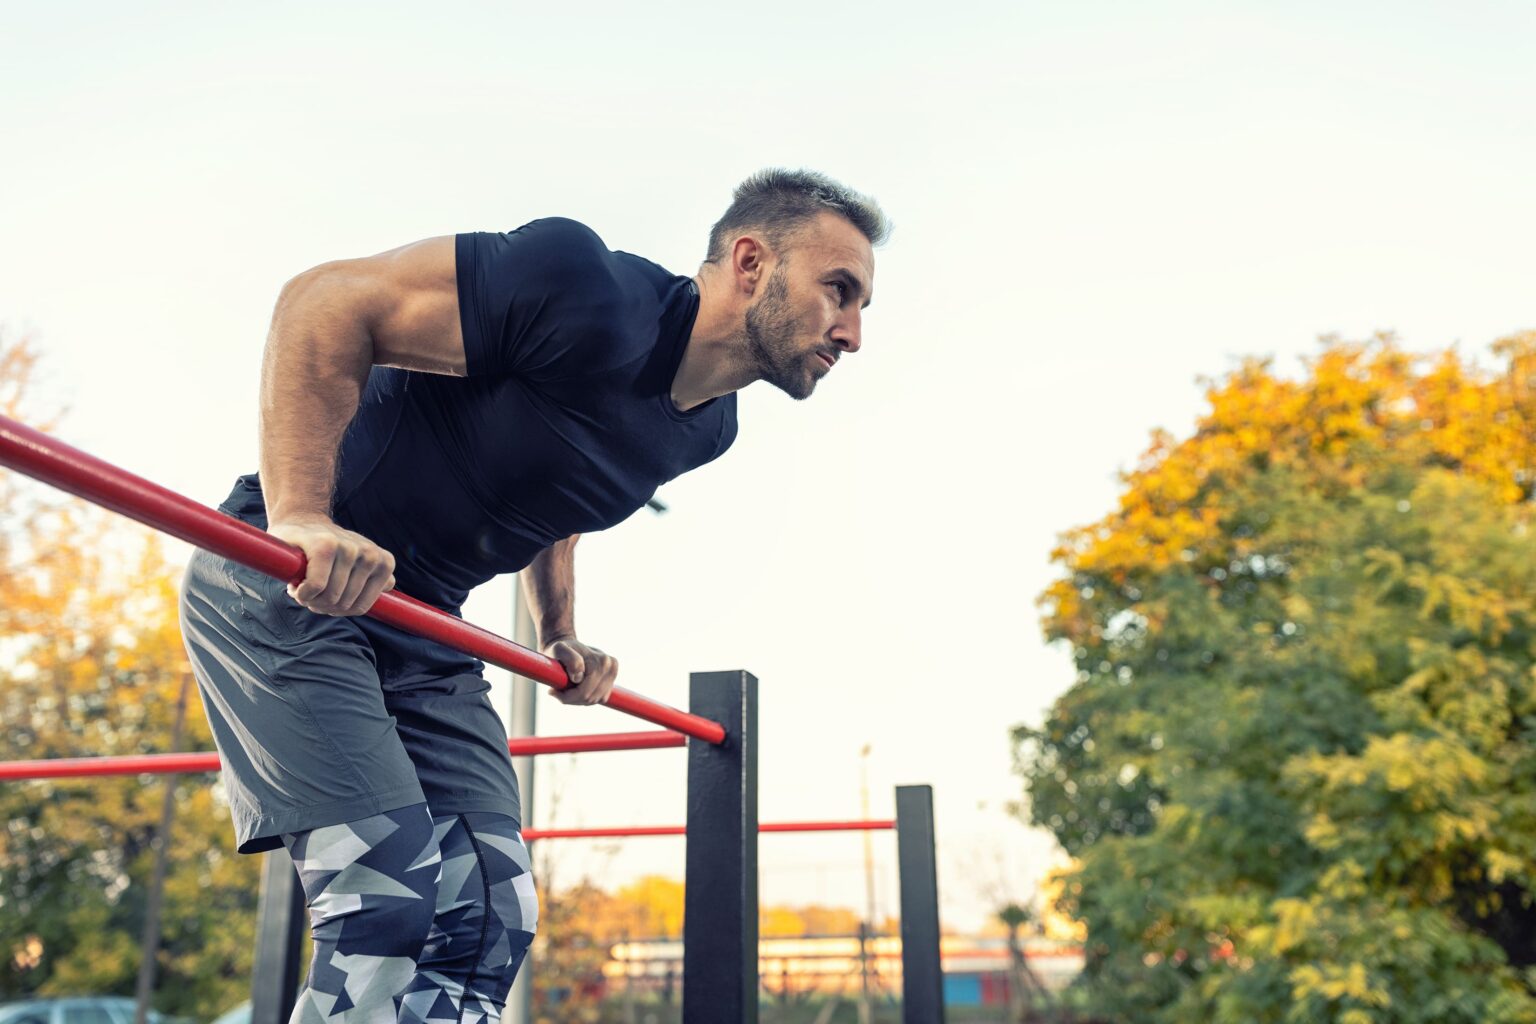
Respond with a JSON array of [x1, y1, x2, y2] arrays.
[[179, 169, 886, 1022]]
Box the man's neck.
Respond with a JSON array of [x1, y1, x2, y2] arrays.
[[671, 271, 758, 411]]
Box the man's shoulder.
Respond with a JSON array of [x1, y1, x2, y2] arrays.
[[496, 217, 610, 275], [461, 218, 625, 325], [514, 216, 603, 247], [518, 219, 681, 282]]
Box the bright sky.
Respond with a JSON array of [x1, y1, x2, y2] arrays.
[[2, 1, 1533, 935]]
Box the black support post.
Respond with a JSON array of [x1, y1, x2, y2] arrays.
[[683, 670, 759, 1024], [896, 784, 944, 1024], [250, 849, 305, 1024]]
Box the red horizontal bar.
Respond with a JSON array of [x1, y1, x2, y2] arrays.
[[528, 825, 687, 839], [0, 415, 725, 745], [0, 752, 224, 780], [510, 731, 687, 756], [761, 819, 897, 834], [0, 730, 687, 781], [522, 820, 897, 841]]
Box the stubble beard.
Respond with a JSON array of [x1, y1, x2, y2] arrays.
[[744, 266, 816, 401]]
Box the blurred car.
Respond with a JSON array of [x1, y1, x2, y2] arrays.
[[204, 1006, 247, 1024], [0, 999, 174, 1024]]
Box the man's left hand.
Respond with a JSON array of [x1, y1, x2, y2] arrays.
[[543, 635, 620, 706]]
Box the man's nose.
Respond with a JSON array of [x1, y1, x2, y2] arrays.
[[832, 311, 862, 354]]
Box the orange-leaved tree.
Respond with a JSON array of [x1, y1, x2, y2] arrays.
[[1016, 333, 1536, 1023], [0, 331, 259, 1016]]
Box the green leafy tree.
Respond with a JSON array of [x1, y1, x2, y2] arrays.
[[1016, 335, 1536, 1023], [0, 332, 259, 1016]]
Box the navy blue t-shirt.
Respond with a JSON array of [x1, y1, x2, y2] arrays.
[[222, 217, 738, 611]]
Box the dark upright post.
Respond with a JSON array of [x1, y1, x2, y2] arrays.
[[250, 850, 305, 1024], [683, 670, 759, 1024], [896, 784, 944, 1023]]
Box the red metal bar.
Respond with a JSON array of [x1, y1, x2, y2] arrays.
[[0, 730, 689, 781], [0, 415, 726, 745], [760, 819, 897, 834], [511, 731, 687, 756], [528, 825, 687, 840], [522, 819, 897, 841], [0, 752, 224, 780]]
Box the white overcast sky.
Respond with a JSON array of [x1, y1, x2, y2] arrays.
[[2, 1, 1533, 933]]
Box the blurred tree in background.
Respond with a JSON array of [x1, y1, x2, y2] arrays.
[[1016, 334, 1536, 1023], [528, 860, 877, 1022], [0, 332, 259, 1015]]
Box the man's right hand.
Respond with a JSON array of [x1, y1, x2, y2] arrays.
[[267, 516, 397, 616]]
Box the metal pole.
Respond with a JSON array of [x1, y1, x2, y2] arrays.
[[683, 670, 759, 1024], [858, 745, 875, 1024], [0, 731, 687, 780], [505, 575, 539, 1024], [250, 850, 305, 1024], [895, 785, 944, 1024], [133, 672, 191, 1024], [520, 820, 894, 840]]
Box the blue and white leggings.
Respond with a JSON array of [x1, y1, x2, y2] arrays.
[[281, 803, 538, 1024]]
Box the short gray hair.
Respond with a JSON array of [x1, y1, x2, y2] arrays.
[[705, 168, 890, 264]]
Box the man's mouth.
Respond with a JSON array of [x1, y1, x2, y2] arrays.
[[816, 352, 836, 369]]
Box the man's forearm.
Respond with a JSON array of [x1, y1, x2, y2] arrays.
[[258, 266, 375, 522], [522, 535, 579, 646]]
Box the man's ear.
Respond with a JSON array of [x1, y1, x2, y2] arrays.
[[732, 235, 769, 296]]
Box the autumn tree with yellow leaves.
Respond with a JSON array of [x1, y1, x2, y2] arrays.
[[1016, 334, 1536, 1023], [528, 860, 874, 1022], [0, 334, 259, 1016]]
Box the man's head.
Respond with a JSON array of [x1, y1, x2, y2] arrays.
[[705, 169, 889, 400]]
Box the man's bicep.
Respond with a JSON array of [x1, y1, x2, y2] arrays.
[[356, 235, 467, 376]]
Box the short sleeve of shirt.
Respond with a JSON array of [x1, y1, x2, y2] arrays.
[[455, 218, 622, 379]]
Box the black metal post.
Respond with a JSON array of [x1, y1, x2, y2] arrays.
[[682, 670, 759, 1024], [896, 784, 944, 1023], [250, 850, 305, 1024]]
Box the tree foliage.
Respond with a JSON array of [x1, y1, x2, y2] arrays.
[[0, 333, 259, 1016], [1016, 334, 1536, 1023]]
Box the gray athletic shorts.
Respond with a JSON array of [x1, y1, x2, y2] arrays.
[[178, 519, 521, 854]]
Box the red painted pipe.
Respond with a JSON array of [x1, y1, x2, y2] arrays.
[[760, 820, 897, 834], [512, 730, 687, 756], [0, 415, 726, 745], [522, 820, 897, 841], [0, 752, 224, 780], [0, 730, 688, 781], [527, 825, 688, 839]]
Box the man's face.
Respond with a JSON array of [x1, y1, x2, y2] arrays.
[[744, 212, 876, 400]]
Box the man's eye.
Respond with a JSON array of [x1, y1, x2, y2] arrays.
[[831, 282, 847, 301]]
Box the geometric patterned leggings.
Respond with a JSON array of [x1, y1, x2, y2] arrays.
[[281, 804, 538, 1024]]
